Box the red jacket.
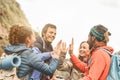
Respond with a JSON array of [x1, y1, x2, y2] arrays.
[[70, 46, 114, 80]]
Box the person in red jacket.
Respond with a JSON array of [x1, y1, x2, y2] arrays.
[[69, 24, 114, 80]]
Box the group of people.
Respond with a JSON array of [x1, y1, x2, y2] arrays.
[[0, 23, 114, 80]]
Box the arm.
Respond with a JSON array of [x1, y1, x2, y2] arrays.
[[38, 53, 51, 61], [29, 53, 59, 76], [68, 38, 87, 72], [70, 55, 87, 72], [32, 47, 51, 61], [56, 42, 73, 71], [57, 42, 68, 70], [57, 52, 66, 67], [59, 59, 73, 71], [29, 40, 62, 76]]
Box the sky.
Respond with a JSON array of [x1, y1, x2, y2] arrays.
[[17, 0, 120, 57]]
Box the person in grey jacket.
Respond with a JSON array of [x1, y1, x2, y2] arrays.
[[4, 25, 62, 80]]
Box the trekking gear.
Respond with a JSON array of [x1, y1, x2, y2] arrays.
[[101, 48, 120, 80], [0, 53, 21, 80], [0, 52, 22, 70]]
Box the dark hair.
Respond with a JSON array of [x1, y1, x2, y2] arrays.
[[89, 24, 111, 42], [0, 36, 3, 40], [41, 23, 56, 37], [78, 41, 90, 63], [79, 41, 90, 49], [9, 25, 33, 45]]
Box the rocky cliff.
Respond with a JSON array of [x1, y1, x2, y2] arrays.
[[0, 0, 31, 56]]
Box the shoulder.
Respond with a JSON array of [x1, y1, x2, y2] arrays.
[[20, 48, 32, 55], [20, 49, 35, 60], [35, 36, 42, 43], [92, 47, 111, 61], [34, 37, 44, 50], [92, 46, 113, 56], [34, 36, 43, 47]]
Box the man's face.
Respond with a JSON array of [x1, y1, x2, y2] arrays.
[[43, 27, 56, 43]]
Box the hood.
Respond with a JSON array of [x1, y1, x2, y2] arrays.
[[101, 46, 114, 54], [96, 46, 114, 54], [4, 44, 30, 54]]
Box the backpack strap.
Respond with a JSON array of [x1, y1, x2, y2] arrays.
[[100, 48, 113, 57], [87, 56, 92, 69], [85, 55, 92, 70], [12, 50, 27, 56]]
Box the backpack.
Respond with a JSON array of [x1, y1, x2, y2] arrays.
[[101, 48, 120, 80]]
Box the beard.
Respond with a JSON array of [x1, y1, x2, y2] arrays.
[[87, 39, 94, 50]]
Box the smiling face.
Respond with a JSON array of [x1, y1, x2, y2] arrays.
[[43, 27, 56, 43], [78, 42, 90, 57]]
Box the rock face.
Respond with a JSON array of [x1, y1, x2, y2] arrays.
[[0, 1, 33, 79], [0, 0, 31, 55]]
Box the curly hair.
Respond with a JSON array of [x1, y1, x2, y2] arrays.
[[9, 25, 33, 45]]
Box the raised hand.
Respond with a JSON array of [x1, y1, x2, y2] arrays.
[[57, 42, 68, 70], [61, 42, 67, 55], [68, 38, 74, 56], [51, 40, 62, 59]]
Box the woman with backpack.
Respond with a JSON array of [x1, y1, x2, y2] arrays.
[[3, 25, 62, 80]]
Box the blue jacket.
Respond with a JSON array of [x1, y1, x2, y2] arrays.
[[31, 47, 51, 80], [4, 44, 59, 80]]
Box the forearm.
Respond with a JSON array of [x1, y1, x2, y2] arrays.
[[70, 55, 87, 72], [38, 52, 51, 60], [30, 54, 59, 76], [57, 52, 66, 70]]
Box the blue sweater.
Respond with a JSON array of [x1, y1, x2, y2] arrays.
[[4, 44, 59, 80]]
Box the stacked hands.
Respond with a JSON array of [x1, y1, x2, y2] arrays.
[[51, 38, 74, 59]]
